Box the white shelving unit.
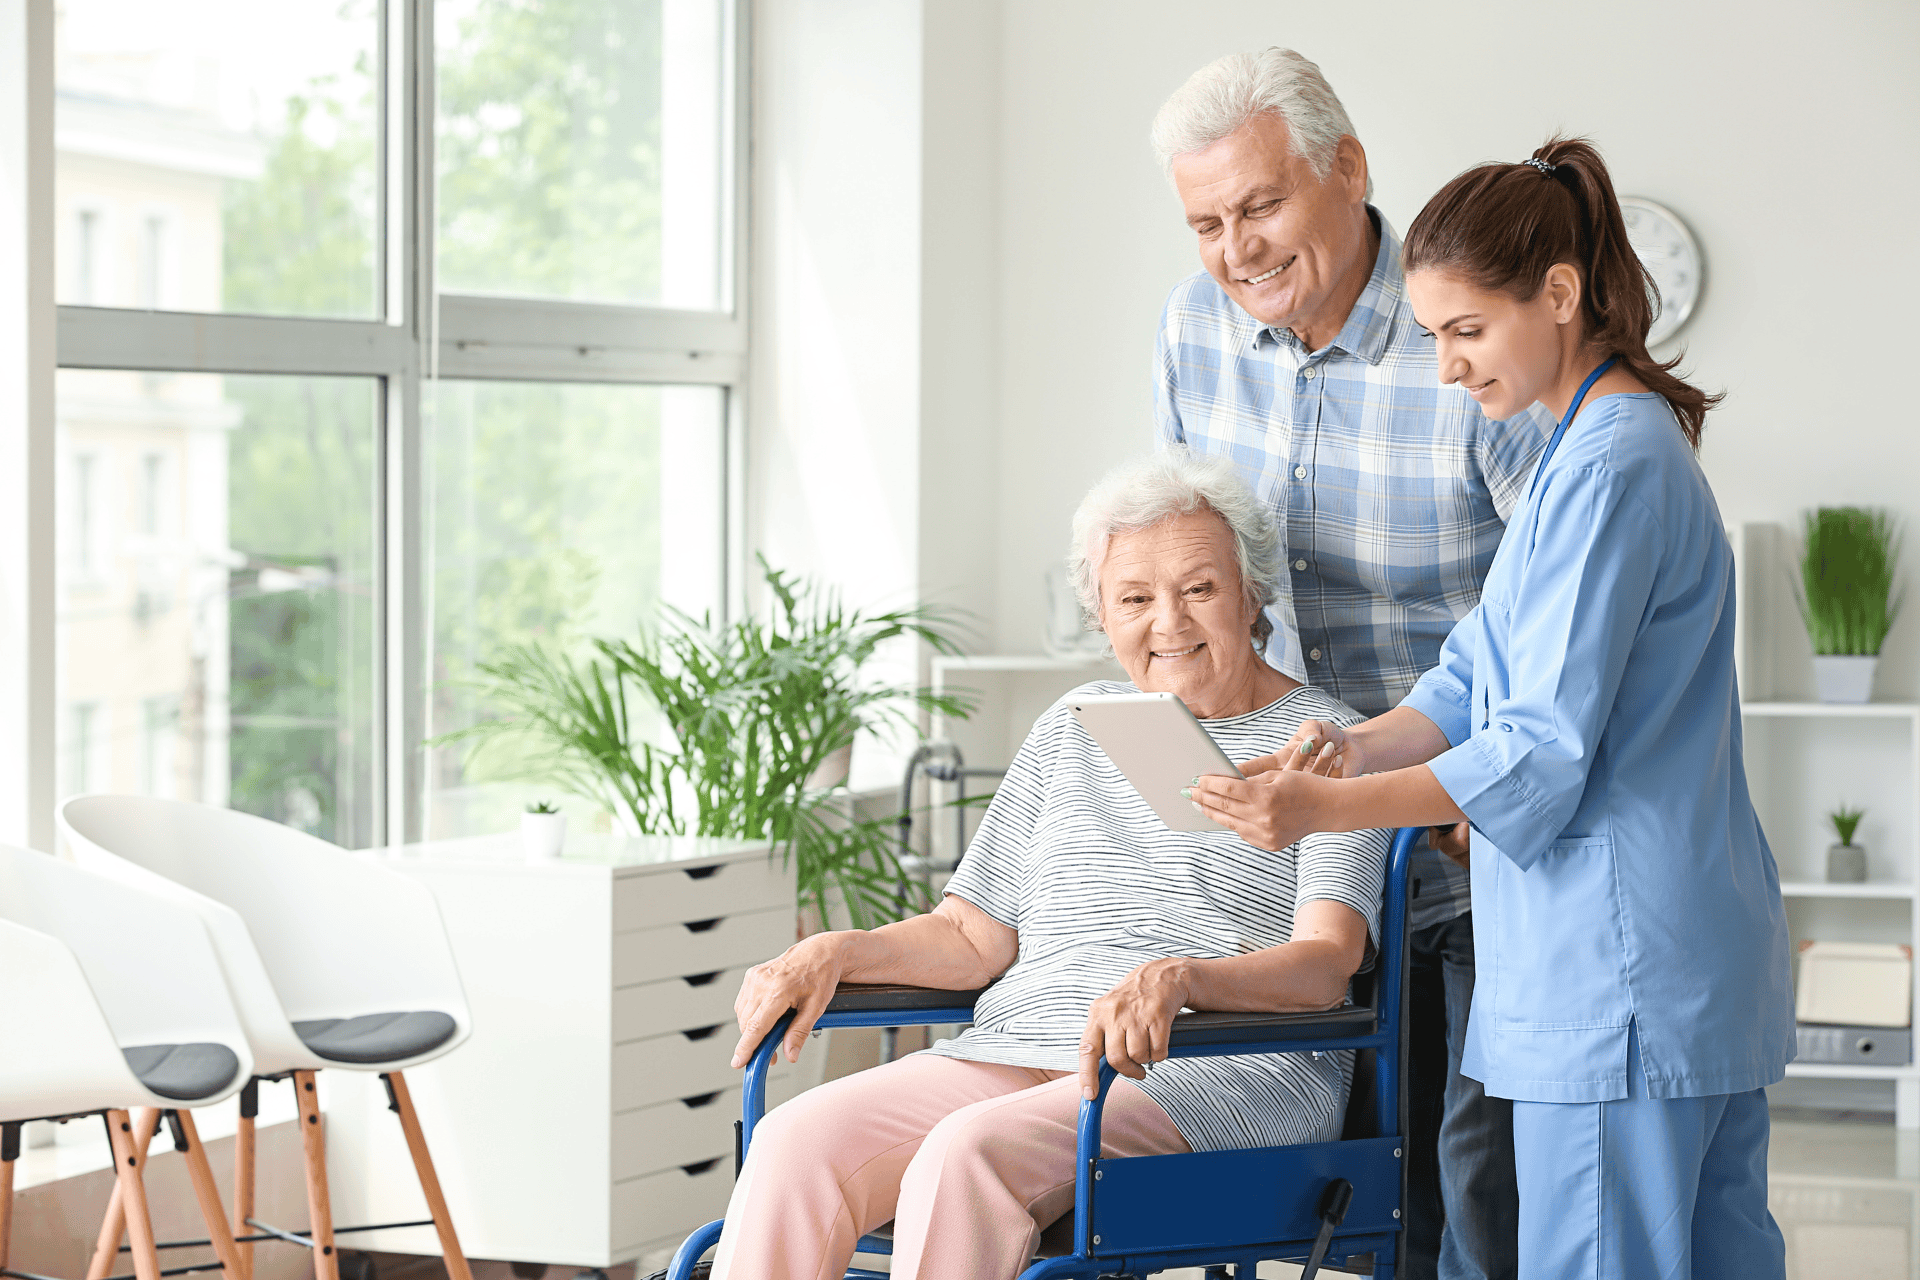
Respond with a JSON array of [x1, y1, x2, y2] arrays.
[[1737, 524, 1920, 1126], [925, 653, 1122, 863]]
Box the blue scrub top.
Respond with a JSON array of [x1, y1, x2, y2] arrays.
[[1402, 392, 1795, 1104]]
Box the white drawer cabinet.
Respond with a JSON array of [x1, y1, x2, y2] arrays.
[[324, 834, 799, 1269]]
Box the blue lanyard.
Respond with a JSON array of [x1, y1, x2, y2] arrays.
[[1529, 357, 1618, 498]]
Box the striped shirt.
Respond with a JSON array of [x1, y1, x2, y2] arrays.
[[1153, 208, 1553, 928], [927, 681, 1391, 1153]]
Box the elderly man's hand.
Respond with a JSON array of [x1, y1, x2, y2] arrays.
[[1079, 958, 1193, 1099], [1434, 822, 1470, 868], [1187, 766, 1330, 852], [731, 933, 846, 1069]]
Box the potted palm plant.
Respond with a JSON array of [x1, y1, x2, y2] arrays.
[[434, 558, 974, 929], [1799, 507, 1902, 704]]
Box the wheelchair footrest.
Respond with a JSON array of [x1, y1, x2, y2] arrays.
[[1085, 1136, 1402, 1257]]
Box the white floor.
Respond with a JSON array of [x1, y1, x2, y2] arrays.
[[409, 1108, 1920, 1280]]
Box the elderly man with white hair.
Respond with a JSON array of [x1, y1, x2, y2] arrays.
[[705, 451, 1390, 1280], [1150, 48, 1553, 1280]]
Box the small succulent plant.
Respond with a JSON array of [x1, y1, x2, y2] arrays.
[[526, 800, 560, 815], [1829, 805, 1865, 847]]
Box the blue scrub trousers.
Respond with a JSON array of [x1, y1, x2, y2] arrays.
[[1509, 1034, 1785, 1279]]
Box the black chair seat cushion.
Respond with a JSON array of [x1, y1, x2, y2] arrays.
[[122, 1043, 242, 1101], [293, 1011, 457, 1065]]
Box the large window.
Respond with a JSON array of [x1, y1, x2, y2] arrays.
[[50, 0, 744, 846]]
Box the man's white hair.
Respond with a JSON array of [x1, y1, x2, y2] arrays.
[[1067, 450, 1285, 647], [1150, 47, 1372, 201]]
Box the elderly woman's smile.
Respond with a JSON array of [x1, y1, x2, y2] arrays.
[[1091, 509, 1295, 722]]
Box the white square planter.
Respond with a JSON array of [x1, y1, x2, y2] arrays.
[[1813, 655, 1879, 704], [520, 810, 567, 860]]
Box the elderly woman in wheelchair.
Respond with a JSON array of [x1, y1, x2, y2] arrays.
[[711, 452, 1392, 1280]]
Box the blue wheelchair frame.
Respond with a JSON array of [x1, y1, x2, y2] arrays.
[[666, 826, 1418, 1280]]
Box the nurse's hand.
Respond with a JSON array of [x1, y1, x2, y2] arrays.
[[1079, 958, 1192, 1099], [1187, 768, 1331, 852], [1272, 718, 1365, 779]]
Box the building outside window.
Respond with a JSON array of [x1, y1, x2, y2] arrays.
[[69, 452, 99, 578], [48, 0, 744, 847], [73, 208, 100, 304]]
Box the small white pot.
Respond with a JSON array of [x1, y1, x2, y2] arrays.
[[520, 811, 567, 861], [1813, 655, 1878, 704]]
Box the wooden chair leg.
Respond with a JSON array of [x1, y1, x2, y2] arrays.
[[233, 1080, 258, 1280], [383, 1073, 472, 1280], [173, 1111, 246, 1280], [292, 1072, 340, 1280], [103, 1111, 160, 1280], [1, 1121, 20, 1272], [89, 1108, 160, 1280]]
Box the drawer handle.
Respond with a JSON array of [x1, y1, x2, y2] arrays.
[[684, 917, 723, 934], [682, 970, 724, 988], [681, 1158, 723, 1177], [680, 1092, 722, 1109], [682, 1024, 724, 1042], [684, 866, 722, 881]]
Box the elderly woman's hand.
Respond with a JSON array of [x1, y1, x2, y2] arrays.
[[731, 933, 848, 1069], [1078, 958, 1194, 1099]]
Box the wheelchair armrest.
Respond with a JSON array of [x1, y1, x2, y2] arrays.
[[821, 982, 988, 1016], [1166, 1005, 1376, 1050]]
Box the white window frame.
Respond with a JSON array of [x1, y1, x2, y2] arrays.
[[29, 0, 751, 846]]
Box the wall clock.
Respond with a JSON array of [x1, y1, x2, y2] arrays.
[[1619, 196, 1702, 346]]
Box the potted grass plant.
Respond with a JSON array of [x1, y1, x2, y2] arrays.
[[1826, 804, 1868, 884], [520, 800, 566, 862], [1799, 507, 1903, 704], [434, 558, 975, 929]]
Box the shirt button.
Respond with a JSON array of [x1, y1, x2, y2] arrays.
[[1309, 648, 1322, 661], [1303, 367, 1317, 380], [1293, 558, 1307, 571], [1293, 465, 1307, 479]]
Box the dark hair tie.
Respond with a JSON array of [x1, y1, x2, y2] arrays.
[[1522, 157, 1556, 175]]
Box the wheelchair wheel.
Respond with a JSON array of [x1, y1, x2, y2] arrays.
[[639, 1264, 710, 1280]]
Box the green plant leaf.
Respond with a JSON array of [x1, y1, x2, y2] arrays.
[[1828, 804, 1866, 847], [1799, 508, 1903, 656], [429, 558, 978, 924]]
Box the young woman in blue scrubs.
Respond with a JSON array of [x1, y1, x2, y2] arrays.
[[1189, 137, 1795, 1276]]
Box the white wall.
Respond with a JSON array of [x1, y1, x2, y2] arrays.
[[969, 0, 1920, 697], [748, 0, 923, 609]]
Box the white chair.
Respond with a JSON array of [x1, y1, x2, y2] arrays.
[[0, 845, 253, 1280], [58, 796, 474, 1280]]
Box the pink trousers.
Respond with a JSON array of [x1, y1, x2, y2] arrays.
[[709, 1052, 1191, 1280]]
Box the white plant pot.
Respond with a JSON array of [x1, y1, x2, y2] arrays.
[[1813, 655, 1878, 704], [520, 811, 567, 861], [806, 743, 854, 792]]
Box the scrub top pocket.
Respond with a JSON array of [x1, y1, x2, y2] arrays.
[[1486, 836, 1632, 1031]]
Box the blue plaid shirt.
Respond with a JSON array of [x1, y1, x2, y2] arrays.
[[1154, 209, 1552, 925]]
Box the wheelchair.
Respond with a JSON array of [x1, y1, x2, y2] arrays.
[[660, 826, 1417, 1280]]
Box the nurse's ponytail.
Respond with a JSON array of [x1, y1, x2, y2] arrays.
[[1403, 136, 1720, 447]]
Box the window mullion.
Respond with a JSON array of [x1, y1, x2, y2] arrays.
[[385, 0, 432, 847]]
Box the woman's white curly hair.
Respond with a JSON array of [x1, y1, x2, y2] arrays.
[[1067, 450, 1286, 648]]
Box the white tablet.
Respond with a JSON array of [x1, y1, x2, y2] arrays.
[[1067, 691, 1244, 833]]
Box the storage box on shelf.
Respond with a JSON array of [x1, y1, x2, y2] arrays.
[[324, 833, 800, 1269], [1736, 522, 1920, 1124]]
